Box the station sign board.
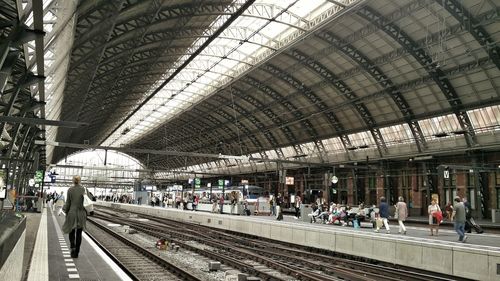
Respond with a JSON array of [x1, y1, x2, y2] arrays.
[[35, 170, 43, 183]]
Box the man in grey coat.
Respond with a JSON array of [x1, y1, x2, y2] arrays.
[[451, 196, 467, 243], [63, 175, 88, 258]]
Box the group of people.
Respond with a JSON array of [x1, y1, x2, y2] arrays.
[[269, 193, 284, 220], [301, 194, 475, 243], [369, 195, 474, 242], [427, 196, 474, 242], [46, 191, 66, 215], [373, 196, 408, 235]]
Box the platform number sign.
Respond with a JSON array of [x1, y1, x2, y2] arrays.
[[194, 178, 201, 189], [35, 170, 43, 183], [218, 179, 224, 188], [444, 170, 449, 179]]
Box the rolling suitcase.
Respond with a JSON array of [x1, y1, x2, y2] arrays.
[[467, 218, 484, 234]]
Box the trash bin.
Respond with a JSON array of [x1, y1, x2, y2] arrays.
[[492, 209, 500, 223], [301, 205, 312, 222]]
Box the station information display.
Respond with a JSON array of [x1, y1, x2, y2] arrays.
[[0, 169, 6, 199], [35, 170, 43, 183]]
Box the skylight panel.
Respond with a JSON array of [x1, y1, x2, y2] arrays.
[[281, 146, 296, 158], [150, 111, 163, 119], [418, 114, 462, 139], [467, 105, 500, 133], [299, 141, 318, 157], [103, 0, 353, 147], [348, 131, 375, 147], [260, 21, 289, 39], [322, 137, 344, 152], [380, 124, 414, 145]]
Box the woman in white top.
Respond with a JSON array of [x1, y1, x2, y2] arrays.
[[395, 196, 408, 235], [428, 199, 441, 236]]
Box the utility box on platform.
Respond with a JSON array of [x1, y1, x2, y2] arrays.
[[492, 209, 500, 223]]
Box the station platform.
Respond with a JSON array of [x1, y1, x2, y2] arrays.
[[25, 206, 131, 281], [97, 201, 500, 281]]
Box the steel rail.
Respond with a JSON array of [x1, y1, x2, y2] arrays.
[[98, 207, 472, 281], [87, 217, 202, 281]]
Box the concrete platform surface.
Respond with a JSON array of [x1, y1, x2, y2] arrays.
[[98, 201, 500, 281], [25, 206, 131, 281]]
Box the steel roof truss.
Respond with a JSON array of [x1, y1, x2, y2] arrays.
[[357, 6, 475, 147]]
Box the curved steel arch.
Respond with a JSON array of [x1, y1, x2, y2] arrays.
[[101, 1, 257, 145], [167, 107, 241, 145], [242, 75, 332, 158], [209, 88, 289, 151], [204, 96, 267, 155], [259, 63, 353, 150], [230, 85, 301, 148], [73, 1, 306, 71], [314, 30, 427, 152], [185, 96, 275, 156], [243, 3, 309, 30], [357, 6, 475, 146], [288, 49, 387, 156], [73, 1, 233, 51], [436, 0, 500, 71], [100, 41, 254, 69]]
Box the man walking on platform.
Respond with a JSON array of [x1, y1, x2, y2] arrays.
[[375, 197, 390, 234], [452, 196, 467, 243]]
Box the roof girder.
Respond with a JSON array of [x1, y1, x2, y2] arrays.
[[436, 0, 500, 71], [357, 5, 476, 146], [288, 49, 387, 155]]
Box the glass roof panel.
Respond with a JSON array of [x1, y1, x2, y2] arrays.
[[467, 105, 500, 133], [281, 146, 296, 158], [380, 124, 415, 146], [299, 142, 319, 158], [348, 131, 375, 148], [102, 0, 355, 147], [418, 113, 462, 140], [321, 137, 344, 153]]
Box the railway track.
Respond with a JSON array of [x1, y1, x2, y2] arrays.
[[93, 206, 471, 281], [86, 217, 203, 281]]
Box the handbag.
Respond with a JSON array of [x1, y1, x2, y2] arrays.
[[83, 187, 94, 215], [432, 210, 443, 223]]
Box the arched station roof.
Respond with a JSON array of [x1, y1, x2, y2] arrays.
[[6, 0, 500, 178]]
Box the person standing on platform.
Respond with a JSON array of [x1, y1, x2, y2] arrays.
[[55, 191, 65, 216], [294, 193, 302, 219], [8, 187, 16, 210], [276, 193, 283, 221], [211, 194, 218, 213], [269, 195, 275, 216], [62, 175, 88, 258], [219, 194, 224, 214], [428, 199, 441, 236], [375, 197, 390, 234], [444, 201, 454, 221], [395, 196, 407, 235], [192, 195, 199, 211], [452, 196, 467, 243]]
